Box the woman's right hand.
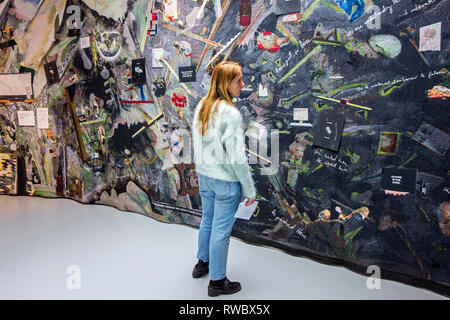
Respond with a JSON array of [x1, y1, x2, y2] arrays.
[[245, 198, 255, 206]]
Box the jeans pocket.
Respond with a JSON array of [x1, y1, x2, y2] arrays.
[[214, 179, 230, 198], [229, 181, 241, 197], [215, 180, 242, 200]]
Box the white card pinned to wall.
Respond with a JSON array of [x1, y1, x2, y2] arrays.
[[258, 83, 269, 97], [80, 37, 90, 49], [164, 0, 178, 21], [152, 48, 164, 68], [293, 108, 308, 121], [36, 108, 49, 129], [17, 111, 35, 126], [419, 22, 441, 51]]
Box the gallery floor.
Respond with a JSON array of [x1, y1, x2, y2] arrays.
[[0, 195, 446, 300]]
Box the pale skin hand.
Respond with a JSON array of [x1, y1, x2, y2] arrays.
[[228, 69, 254, 207], [245, 198, 255, 206]]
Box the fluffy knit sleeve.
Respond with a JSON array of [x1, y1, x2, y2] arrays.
[[220, 104, 256, 199]]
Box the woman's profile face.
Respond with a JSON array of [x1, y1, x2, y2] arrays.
[[227, 69, 245, 97]]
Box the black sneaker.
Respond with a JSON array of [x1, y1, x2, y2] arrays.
[[192, 260, 209, 278], [208, 277, 241, 297]]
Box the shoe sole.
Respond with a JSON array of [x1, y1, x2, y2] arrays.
[[208, 285, 241, 297]]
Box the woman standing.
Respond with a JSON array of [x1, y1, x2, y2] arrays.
[[192, 61, 256, 297]]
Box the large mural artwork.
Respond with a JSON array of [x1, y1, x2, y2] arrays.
[[0, 0, 448, 296]]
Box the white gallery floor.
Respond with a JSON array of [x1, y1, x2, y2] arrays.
[[0, 195, 446, 300]]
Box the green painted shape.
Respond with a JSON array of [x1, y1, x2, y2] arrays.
[[326, 83, 367, 97], [432, 242, 447, 258], [344, 226, 362, 244], [315, 102, 329, 111], [313, 40, 342, 46], [400, 153, 417, 167], [369, 34, 401, 59], [300, 0, 322, 21], [33, 189, 58, 198], [321, 0, 346, 13], [418, 205, 431, 222], [312, 163, 324, 173], [379, 81, 406, 96], [343, 148, 361, 163], [355, 109, 368, 120], [355, 38, 365, 56], [262, 55, 268, 65], [302, 187, 317, 199], [345, 42, 354, 51]]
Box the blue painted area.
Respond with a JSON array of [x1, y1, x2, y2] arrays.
[[138, 84, 145, 101], [24, 0, 41, 5], [336, 0, 365, 21]]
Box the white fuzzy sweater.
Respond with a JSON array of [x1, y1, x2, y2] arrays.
[[192, 99, 256, 198]]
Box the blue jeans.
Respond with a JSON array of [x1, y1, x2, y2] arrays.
[[197, 174, 242, 280]]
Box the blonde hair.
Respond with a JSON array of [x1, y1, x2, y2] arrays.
[[196, 61, 242, 136]]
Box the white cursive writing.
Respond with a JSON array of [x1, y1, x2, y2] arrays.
[[274, 216, 307, 239], [356, 69, 446, 92], [314, 148, 349, 173]]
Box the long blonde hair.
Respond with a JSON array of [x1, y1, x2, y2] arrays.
[[196, 61, 242, 136]]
